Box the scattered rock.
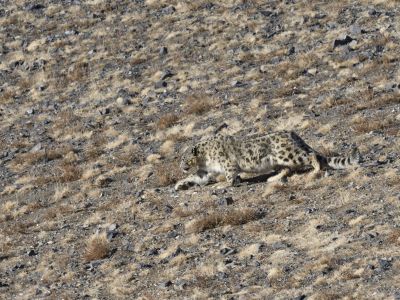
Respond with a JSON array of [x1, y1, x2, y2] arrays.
[[161, 69, 174, 80], [159, 280, 173, 289], [217, 197, 234, 206], [27, 4, 45, 11], [37, 85, 46, 91], [174, 279, 188, 290], [85, 260, 103, 271], [231, 80, 246, 87], [333, 35, 354, 48], [0, 281, 9, 288], [288, 46, 296, 55], [167, 231, 178, 239], [108, 224, 118, 231], [155, 80, 167, 89], [139, 263, 153, 269], [27, 249, 37, 256], [11, 263, 25, 272], [147, 248, 159, 256], [349, 24, 362, 35], [294, 295, 307, 300], [116, 97, 130, 106], [26, 108, 35, 115], [220, 247, 237, 255], [95, 175, 113, 187], [379, 258, 392, 271], [99, 107, 110, 115], [159, 47, 168, 56], [164, 204, 173, 213], [30, 143, 42, 153], [307, 68, 317, 76]]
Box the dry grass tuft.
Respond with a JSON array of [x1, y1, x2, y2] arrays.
[[186, 208, 262, 233], [83, 233, 110, 262], [185, 94, 215, 115], [58, 162, 82, 183], [352, 116, 396, 133], [154, 161, 183, 187], [156, 113, 179, 130], [13, 145, 74, 166]]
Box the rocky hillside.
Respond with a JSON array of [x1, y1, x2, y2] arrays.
[[0, 0, 399, 299]]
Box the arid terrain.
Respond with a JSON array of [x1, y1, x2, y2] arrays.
[[0, 0, 399, 299]]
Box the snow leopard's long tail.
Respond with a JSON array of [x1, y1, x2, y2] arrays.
[[326, 147, 361, 169]]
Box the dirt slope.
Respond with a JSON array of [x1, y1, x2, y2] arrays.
[[0, 0, 399, 299]]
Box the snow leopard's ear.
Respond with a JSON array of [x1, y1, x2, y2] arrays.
[[191, 146, 198, 156]]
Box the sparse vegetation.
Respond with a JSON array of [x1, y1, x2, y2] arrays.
[[154, 161, 182, 187], [0, 0, 399, 299], [184, 95, 215, 115], [156, 113, 180, 130], [84, 233, 110, 262], [186, 208, 263, 233]]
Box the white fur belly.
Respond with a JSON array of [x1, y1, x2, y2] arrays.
[[240, 157, 275, 173], [205, 161, 225, 174]]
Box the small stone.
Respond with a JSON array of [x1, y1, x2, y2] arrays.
[[139, 263, 153, 269], [220, 247, 237, 255], [147, 248, 159, 256], [288, 46, 295, 55], [377, 155, 387, 164], [348, 40, 358, 50], [307, 68, 317, 76], [116, 97, 130, 106], [95, 175, 113, 187], [159, 280, 173, 289], [161, 6, 175, 14], [159, 47, 168, 56], [349, 24, 362, 35], [27, 249, 37, 256], [164, 204, 173, 213], [260, 65, 268, 72], [231, 80, 245, 87], [333, 35, 354, 48], [175, 279, 188, 290], [37, 85, 46, 91], [65, 30, 79, 36], [155, 80, 167, 89], [99, 107, 110, 115], [26, 108, 35, 115], [27, 4, 45, 10], [217, 197, 234, 206], [167, 231, 178, 239], [108, 224, 118, 231], [379, 258, 392, 271], [217, 272, 228, 280], [294, 295, 307, 300], [30, 143, 42, 153], [107, 230, 118, 240], [161, 69, 174, 80]]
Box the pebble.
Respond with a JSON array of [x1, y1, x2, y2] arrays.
[[99, 107, 110, 115], [116, 97, 130, 106], [220, 247, 237, 255], [217, 197, 234, 206], [159, 280, 173, 289], [333, 35, 354, 48], [159, 47, 168, 56], [26, 108, 35, 115], [379, 258, 392, 271], [27, 249, 37, 256], [155, 80, 167, 89]]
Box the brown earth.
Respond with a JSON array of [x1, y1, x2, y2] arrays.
[[0, 0, 399, 299]]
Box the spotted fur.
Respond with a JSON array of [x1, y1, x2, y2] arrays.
[[174, 131, 360, 190]]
